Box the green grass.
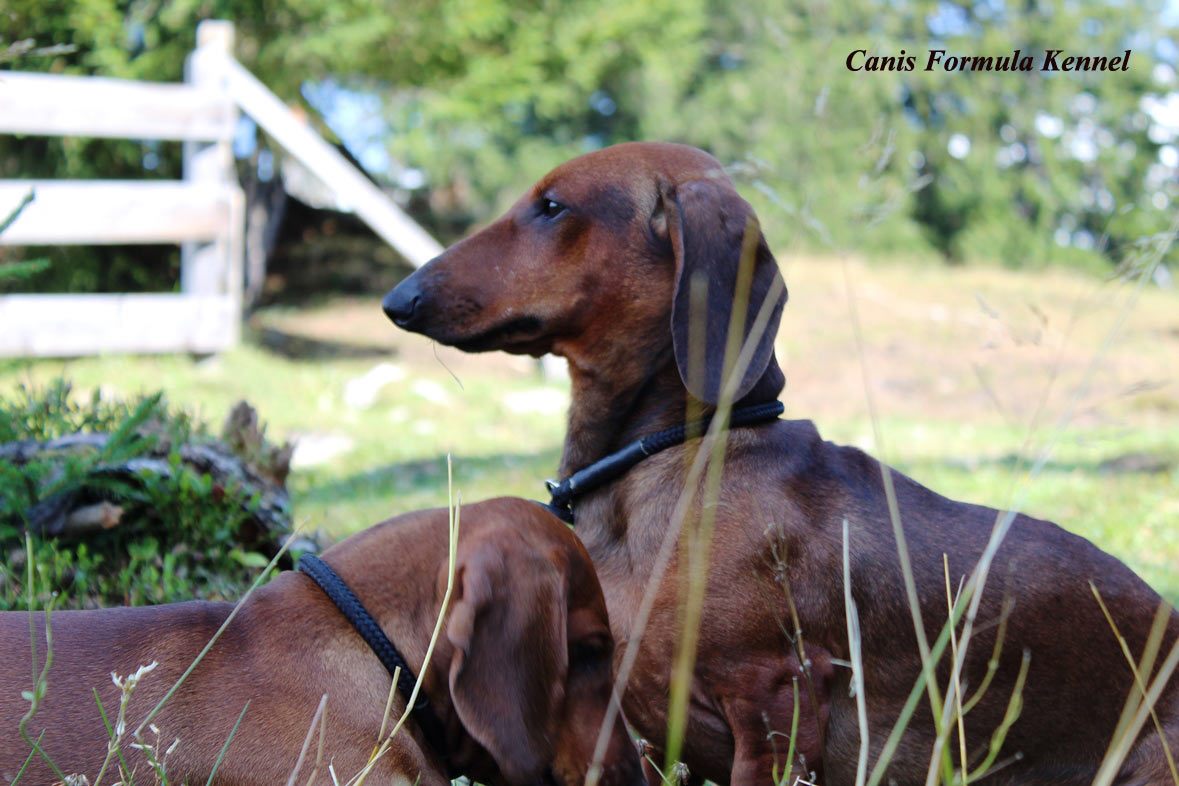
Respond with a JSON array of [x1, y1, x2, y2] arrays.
[[0, 329, 568, 535], [1, 258, 1175, 606]]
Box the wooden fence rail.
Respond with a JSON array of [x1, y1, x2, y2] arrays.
[[0, 19, 441, 358]]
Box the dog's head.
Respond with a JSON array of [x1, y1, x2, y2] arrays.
[[444, 498, 642, 786], [384, 142, 787, 405]]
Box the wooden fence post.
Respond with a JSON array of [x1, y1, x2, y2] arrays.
[[183, 20, 243, 341]]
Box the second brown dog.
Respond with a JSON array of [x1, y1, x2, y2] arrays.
[[0, 497, 643, 786]]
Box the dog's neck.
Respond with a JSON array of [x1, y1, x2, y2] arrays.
[[559, 344, 684, 477], [558, 344, 785, 477], [561, 341, 782, 476], [301, 523, 494, 780]]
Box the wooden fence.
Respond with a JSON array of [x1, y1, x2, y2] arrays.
[[0, 20, 441, 357]]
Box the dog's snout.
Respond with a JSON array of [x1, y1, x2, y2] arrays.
[[382, 281, 422, 327]]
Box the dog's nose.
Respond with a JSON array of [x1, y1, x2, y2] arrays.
[[382, 282, 421, 327]]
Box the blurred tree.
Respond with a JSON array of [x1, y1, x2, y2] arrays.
[[1, 0, 1175, 289]]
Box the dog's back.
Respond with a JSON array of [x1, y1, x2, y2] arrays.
[[1, 602, 233, 783]]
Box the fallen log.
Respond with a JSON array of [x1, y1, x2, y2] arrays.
[[2, 401, 296, 548]]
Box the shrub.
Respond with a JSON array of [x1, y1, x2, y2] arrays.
[[0, 380, 295, 610]]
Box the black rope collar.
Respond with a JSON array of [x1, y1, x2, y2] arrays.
[[542, 399, 784, 524], [297, 553, 454, 772]]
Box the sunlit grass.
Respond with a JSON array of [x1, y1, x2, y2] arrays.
[[1, 259, 1174, 607]]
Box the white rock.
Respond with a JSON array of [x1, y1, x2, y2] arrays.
[[343, 362, 405, 409], [503, 388, 569, 415], [290, 432, 355, 469], [410, 378, 451, 405]]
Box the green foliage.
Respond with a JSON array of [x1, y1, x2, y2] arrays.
[[0, 189, 50, 285], [1, 0, 1175, 284], [0, 381, 283, 610]]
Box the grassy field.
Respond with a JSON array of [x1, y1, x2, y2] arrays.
[[3, 256, 1176, 602]]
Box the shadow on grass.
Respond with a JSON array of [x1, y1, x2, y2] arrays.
[[299, 447, 564, 508], [917, 451, 1177, 477], [249, 326, 395, 362]]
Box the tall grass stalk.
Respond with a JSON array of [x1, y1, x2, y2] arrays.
[[762, 525, 829, 773], [586, 251, 788, 786], [349, 455, 460, 786], [664, 219, 760, 769], [959, 651, 1029, 783], [769, 680, 801, 786], [842, 203, 1178, 783], [663, 275, 710, 772], [303, 692, 329, 786], [1092, 634, 1179, 786], [1090, 586, 1179, 785], [206, 699, 250, 786], [374, 666, 402, 755], [15, 531, 65, 784], [92, 689, 133, 786], [96, 660, 159, 785], [960, 595, 1013, 716], [0, 188, 33, 235], [942, 557, 968, 784], [284, 693, 327, 786], [842, 519, 869, 786], [840, 254, 951, 782]]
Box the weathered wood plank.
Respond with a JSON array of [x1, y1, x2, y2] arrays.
[[0, 293, 236, 356], [0, 71, 236, 141], [217, 55, 443, 267], [0, 180, 239, 245]]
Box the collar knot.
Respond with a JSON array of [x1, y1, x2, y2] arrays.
[[543, 399, 784, 524]]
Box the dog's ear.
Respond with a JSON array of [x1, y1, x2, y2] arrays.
[[446, 539, 567, 785], [662, 178, 787, 405]]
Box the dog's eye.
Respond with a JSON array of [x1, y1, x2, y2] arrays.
[[569, 638, 608, 673], [539, 198, 567, 219]]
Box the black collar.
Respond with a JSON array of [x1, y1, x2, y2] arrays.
[[297, 553, 455, 773], [542, 399, 784, 524]]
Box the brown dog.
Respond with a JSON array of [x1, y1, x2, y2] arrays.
[[0, 497, 643, 786], [382, 142, 1179, 785]]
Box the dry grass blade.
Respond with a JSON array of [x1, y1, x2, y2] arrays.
[[1092, 636, 1179, 786], [666, 221, 759, 767], [866, 585, 969, 786], [943, 557, 968, 784], [843, 519, 869, 786], [925, 560, 979, 786], [304, 690, 330, 786], [962, 650, 1029, 783], [284, 693, 327, 786], [348, 456, 460, 786], [1089, 585, 1179, 785], [16, 531, 66, 784], [374, 666, 402, 755], [585, 256, 788, 786], [207, 699, 251, 786]]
